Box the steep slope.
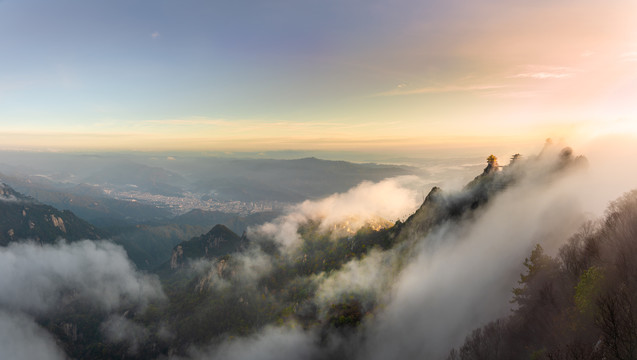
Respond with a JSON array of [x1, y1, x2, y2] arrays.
[[20, 145, 593, 360], [0, 183, 104, 246], [149, 147, 589, 350], [112, 223, 210, 270], [108, 211, 280, 271], [168, 224, 245, 269], [447, 188, 637, 360]]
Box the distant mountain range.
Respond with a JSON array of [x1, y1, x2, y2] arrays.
[[186, 157, 417, 202], [1, 146, 608, 360], [0, 172, 173, 226], [0, 153, 418, 207]]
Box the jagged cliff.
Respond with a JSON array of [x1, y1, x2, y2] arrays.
[[168, 224, 246, 269], [0, 182, 104, 246], [5, 144, 593, 360]]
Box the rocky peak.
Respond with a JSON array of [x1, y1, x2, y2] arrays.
[[423, 186, 442, 205], [0, 183, 103, 246], [483, 154, 500, 175], [170, 245, 184, 270], [167, 224, 244, 270]]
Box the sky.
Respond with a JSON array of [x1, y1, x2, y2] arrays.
[[0, 0, 635, 154]]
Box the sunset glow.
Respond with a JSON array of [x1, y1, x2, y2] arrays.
[[0, 0, 635, 152]]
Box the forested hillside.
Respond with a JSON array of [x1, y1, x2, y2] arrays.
[[4, 144, 635, 360], [449, 189, 637, 360]]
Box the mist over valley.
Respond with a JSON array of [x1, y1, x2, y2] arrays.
[[1, 137, 637, 359], [2, 0, 636, 357]]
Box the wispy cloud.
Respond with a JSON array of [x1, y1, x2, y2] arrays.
[[151, 31, 160, 39], [481, 90, 550, 99], [511, 65, 577, 80], [512, 72, 572, 79], [145, 118, 231, 126], [373, 84, 505, 97], [144, 117, 387, 132]]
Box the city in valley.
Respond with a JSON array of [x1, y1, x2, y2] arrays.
[[106, 188, 278, 215]]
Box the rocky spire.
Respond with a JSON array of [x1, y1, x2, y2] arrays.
[[484, 154, 499, 175]]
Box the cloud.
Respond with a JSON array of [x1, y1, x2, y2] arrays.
[[196, 137, 637, 360], [0, 194, 22, 202], [0, 240, 164, 314], [145, 118, 231, 127], [354, 137, 637, 359], [184, 325, 320, 360], [511, 65, 577, 80], [101, 315, 150, 354], [313, 248, 396, 309], [232, 247, 275, 285], [251, 176, 421, 249], [6, 137, 632, 360], [151, 31, 160, 39], [0, 311, 66, 360], [144, 118, 376, 134], [481, 89, 549, 99], [374, 84, 505, 97], [512, 72, 572, 79], [359, 163, 589, 359], [0, 239, 165, 359]]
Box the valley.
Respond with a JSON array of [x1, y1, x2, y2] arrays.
[[4, 143, 632, 360]]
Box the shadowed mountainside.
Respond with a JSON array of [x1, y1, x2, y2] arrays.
[[0, 145, 609, 360], [0, 183, 104, 245], [447, 189, 637, 360]]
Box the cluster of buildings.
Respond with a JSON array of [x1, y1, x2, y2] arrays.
[[109, 190, 278, 215]]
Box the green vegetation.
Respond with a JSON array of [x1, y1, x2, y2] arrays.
[[2, 147, 617, 360], [449, 190, 637, 360], [574, 266, 604, 316]]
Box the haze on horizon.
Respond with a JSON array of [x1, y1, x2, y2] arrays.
[[0, 0, 635, 155]]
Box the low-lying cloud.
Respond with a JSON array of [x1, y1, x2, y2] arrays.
[[253, 176, 421, 249], [0, 310, 66, 360], [0, 240, 164, 313], [5, 136, 637, 360], [184, 325, 320, 360], [186, 136, 637, 360], [101, 314, 151, 354], [360, 160, 590, 359], [0, 239, 164, 359]]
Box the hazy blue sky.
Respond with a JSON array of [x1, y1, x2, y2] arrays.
[[1, 0, 635, 152]]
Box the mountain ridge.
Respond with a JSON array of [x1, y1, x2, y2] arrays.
[[167, 224, 246, 270], [0, 182, 105, 246]]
